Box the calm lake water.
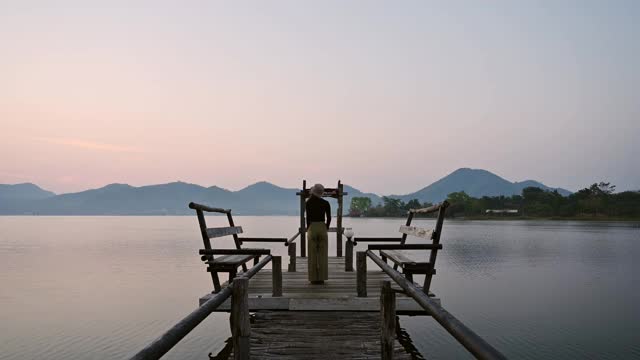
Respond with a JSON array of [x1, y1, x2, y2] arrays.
[[1, 216, 639, 359]]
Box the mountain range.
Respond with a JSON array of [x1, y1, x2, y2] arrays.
[[0, 168, 571, 215]]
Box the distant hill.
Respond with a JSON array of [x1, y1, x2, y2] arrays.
[[0, 183, 55, 201], [0, 170, 571, 215], [393, 168, 572, 203], [0, 181, 380, 215]]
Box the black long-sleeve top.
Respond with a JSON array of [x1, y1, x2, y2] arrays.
[[306, 195, 331, 228]]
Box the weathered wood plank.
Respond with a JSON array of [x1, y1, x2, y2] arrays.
[[398, 225, 433, 239], [206, 226, 243, 239], [206, 254, 255, 266], [200, 249, 270, 256], [231, 277, 250, 360], [379, 250, 423, 266], [353, 237, 402, 242], [408, 201, 449, 214], [368, 244, 442, 250], [238, 237, 287, 243], [242, 311, 414, 360], [188, 202, 231, 214]]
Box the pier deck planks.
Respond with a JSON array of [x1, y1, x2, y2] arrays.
[[200, 257, 437, 313], [238, 311, 414, 360]]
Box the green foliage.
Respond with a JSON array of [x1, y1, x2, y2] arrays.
[[355, 182, 640, 219], [359, 197, 433, 217], [349, 197, 372, 216]]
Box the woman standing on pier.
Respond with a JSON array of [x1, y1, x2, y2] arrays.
[[306, 183, 331, 284]]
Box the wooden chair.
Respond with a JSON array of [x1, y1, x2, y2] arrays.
[[190, 202, 285, 293], [362, 201, 449, 294]]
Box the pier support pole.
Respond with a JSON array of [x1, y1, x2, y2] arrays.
[[272, 256, 282, 297], [336, 181, 343, 257], [345, 240, 354, 272], [231, 278, 250, 360], [381, 281, 396, 360], [288, 242, 296, 272], [357, 251, 367, 297], [300, 181, 307, 258]]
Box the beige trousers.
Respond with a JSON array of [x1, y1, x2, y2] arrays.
[[307, 222, 328, 281]]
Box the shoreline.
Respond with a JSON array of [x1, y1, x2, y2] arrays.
[[1, 214, 639, 222]]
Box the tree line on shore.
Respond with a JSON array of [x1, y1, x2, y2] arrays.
[[348, 182, 640, 219]]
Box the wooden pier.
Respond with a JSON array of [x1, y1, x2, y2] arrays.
[[130, 182, 507, 360], [202, 256, 436, 359]]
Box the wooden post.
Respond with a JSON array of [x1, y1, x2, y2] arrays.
[[381, 281, 396, 360], [423, 204, 447, 293], [196, 209, 221, 292], [288, 242, 296, 272], [300, 180, 306, 258], [345, 239, 353, 272], [336, 181, 343, 257], [272, 256, 282, 297], [357, 251, 367, 297], [231, 277, 250, 360]]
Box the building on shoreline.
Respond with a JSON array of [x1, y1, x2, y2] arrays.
[[485, 209, 519, 215]]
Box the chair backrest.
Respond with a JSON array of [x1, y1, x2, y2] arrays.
[[400, 201, 449, 245], [401, 201, 449, 292], [189, 202, 243, 257]]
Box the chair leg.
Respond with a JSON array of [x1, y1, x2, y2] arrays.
[[423, 274, 433, 294], [404, 271, 414, 283], [229, 268, 237, 282], [242, 263, 248, 272], [254, 256, 259, 266], [211, 271, 222, 293]]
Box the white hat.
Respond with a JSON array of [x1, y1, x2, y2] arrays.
[[310, 183, 324, 197]]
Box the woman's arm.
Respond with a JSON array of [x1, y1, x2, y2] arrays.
[[325, 201, 332, 228]]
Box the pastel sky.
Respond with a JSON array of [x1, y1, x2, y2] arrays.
[[1, 1, 639, 194]]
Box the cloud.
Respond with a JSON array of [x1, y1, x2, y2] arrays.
[[33, 137, 144, 153]]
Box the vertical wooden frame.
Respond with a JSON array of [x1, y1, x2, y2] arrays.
[[423, 204, 447, 293], [196, 209, 222, 292], [336, 180, 343, 257], [300, 180, 307, 258]]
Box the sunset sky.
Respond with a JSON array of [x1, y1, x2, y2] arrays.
[[1, 1, 639, 194]]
